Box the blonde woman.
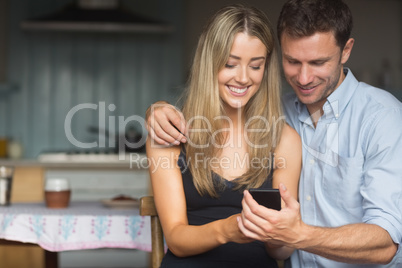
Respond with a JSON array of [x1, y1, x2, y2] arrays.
[[146, 4, 301, 267]]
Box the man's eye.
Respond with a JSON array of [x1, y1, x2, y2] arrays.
[[312, 61, 325, 66]]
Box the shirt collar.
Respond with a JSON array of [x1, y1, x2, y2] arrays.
[[292, 68, 359, 120]]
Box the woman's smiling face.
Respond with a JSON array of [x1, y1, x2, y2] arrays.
[[218, 32, 267, 114]]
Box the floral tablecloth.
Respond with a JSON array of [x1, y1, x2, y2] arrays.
[[0, 201, 151, 252]]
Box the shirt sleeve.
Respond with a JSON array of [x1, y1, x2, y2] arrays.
[[282, 94, 298, 130], [361, 107, 402, 246]]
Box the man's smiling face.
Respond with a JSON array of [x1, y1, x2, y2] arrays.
[[281, 31, 354, 114]]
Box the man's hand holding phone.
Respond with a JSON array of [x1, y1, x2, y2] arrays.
[[238, 183, 303, 248]]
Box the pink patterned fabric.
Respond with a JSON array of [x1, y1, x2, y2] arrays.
[[0, 201, 152, 252]]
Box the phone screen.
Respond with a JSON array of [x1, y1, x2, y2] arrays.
[[249, 188, 281, 211]]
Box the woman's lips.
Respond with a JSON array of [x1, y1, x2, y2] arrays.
[[227, 85, 249, 96]]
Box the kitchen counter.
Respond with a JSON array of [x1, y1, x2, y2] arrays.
[[0, 153, 148, 170]]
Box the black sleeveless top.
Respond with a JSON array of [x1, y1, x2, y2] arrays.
[[160, 150, 279, 268]]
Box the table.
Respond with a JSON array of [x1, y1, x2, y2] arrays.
[[0, 201, 152, 267]]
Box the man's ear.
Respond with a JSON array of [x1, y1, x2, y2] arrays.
[[341, 38, 354, 64]]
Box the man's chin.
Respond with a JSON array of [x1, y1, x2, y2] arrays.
[[295, 94, 316, 105]]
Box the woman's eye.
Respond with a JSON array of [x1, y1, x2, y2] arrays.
[[225, 64, 235, 68], [250, 66, 261, 70]]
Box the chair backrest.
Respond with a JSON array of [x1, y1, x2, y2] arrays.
[[140, 196, 164, 268]]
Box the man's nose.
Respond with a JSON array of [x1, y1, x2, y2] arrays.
[[297, 65, 314, 85]]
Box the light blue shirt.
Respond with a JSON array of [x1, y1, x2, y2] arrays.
[[283, 68, 402, 268]]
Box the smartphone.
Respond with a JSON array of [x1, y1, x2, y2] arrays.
[[249, 188, 281, 211]]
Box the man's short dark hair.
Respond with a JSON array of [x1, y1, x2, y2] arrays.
[[277, 0, 353, 49]]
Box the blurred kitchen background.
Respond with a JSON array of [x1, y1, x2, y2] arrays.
[[0, 0, 400, 159], [0, 0, 401, 268]]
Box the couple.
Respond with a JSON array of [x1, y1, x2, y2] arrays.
[[146, 0, 402, 267]]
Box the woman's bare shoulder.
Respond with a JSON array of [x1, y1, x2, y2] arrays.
[[279, 124, 301, 146], [146, 136, 181, 159]]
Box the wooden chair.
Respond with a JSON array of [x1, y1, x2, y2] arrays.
[[140, 196, 165, 268]]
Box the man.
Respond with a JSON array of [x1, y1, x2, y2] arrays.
[[145, 0, 402, 267]]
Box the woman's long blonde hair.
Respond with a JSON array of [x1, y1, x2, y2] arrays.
[[182, 4, 284, 197]]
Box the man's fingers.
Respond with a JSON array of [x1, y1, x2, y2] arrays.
[[175, 110, 188, 141], [150, 130, 170, 146], [151, 122, 181, 145], [146, 104, 184, 145], [148, 104, 186, 145], [148, 128, 169, 146], [237, 216, 260, 240], [240, 191, 274, 239], [279, 183, 299, 210], [163, 108, 187, 143], [159, 121, 185, 144]]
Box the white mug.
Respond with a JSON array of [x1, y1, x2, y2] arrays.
[[45, 178, 70, 192]]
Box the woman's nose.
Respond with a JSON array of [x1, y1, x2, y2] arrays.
[[235, 67, 249, 84]]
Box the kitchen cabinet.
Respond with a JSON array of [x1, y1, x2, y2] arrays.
[[0, 165, 45, 268]]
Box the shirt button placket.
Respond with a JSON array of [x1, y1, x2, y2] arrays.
[[306, 159, 314, 202], [302, 156, 316, 226]]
